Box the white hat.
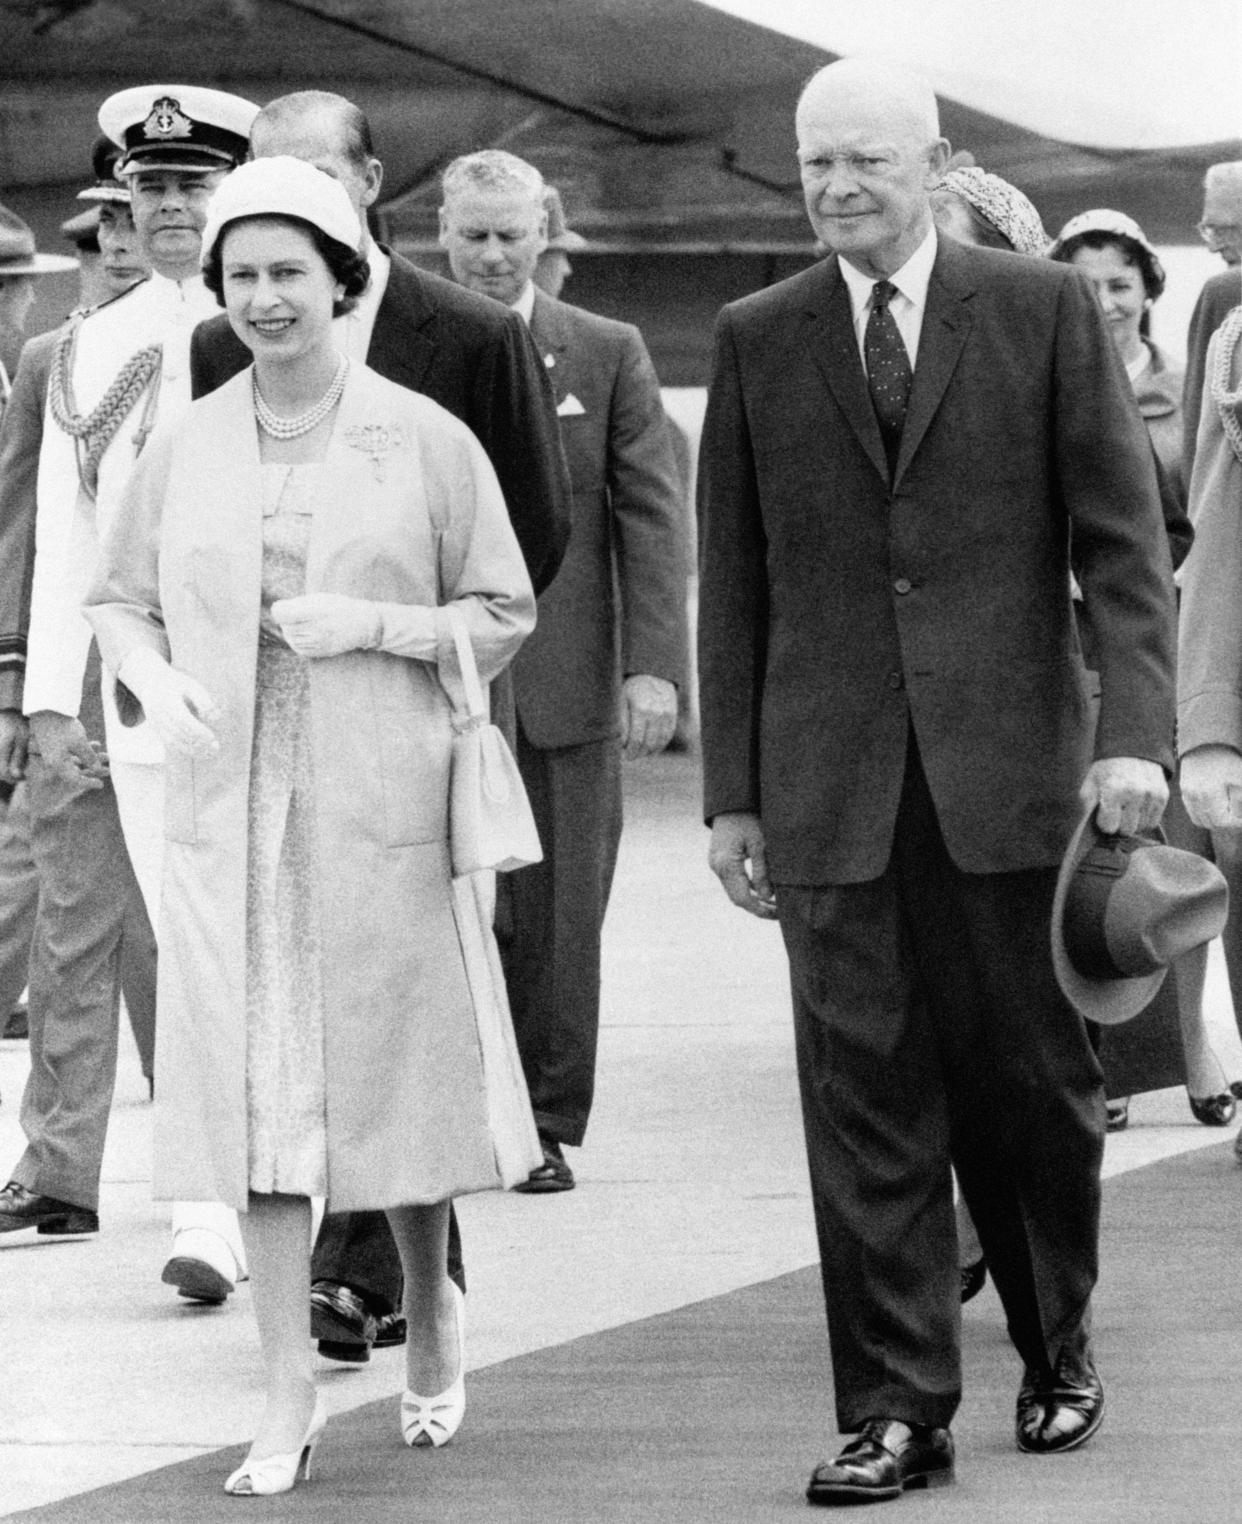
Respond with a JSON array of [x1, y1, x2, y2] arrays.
[[100, 84, 258, 176], [200, 156, 363, 270], [1048, 208, 1166, 295]]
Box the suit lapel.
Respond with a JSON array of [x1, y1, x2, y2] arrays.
[[529, 290, 570, 401], [893, 240, 974, 484], [805, 262, 889, 485], [365, 250, 438, 393]]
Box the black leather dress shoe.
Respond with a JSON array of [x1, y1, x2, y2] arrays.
[[512, 1135, 575, 1194], [3, 1005, 28, 1040], [0, 1181, 99, 1235], [807, 1419, 954, 1504], [960, 1257, 987, 1303], [1015, 1357, 1104, 1454], [311, 1280, 408, 1363]]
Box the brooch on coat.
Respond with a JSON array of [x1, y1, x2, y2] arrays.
[[343, 422, 406, 482]]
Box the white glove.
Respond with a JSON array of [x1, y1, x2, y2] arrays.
[[118, 648, 221, 757], [1180, 744, 1242, 831], [271, 594, 381, 659]]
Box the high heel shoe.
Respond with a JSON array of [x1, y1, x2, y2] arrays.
[[224, 1393, 327, 1496], [1188, 1091, 1236, 1127], [401, 1282, 465, 1448]]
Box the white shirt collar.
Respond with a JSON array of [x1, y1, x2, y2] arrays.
[[512, 281, 537, 326], [838, 224, 938, 322], [334, 244, 390, 361], [838, 224, 939, 366]]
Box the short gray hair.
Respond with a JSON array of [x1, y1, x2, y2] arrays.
[[441, 150, 545, 208]]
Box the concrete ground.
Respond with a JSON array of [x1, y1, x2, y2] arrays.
[[2, 749, 1241, 1517]]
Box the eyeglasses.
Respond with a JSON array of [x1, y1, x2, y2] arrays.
[[1198, 221, 1242, 244]]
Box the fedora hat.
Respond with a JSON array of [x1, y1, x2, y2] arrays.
[[543, 186, 586, 252], [1051, 804, 1228, 1025], [0, 203, 78, 277]]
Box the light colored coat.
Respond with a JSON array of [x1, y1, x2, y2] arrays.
[[85, 362, 541, 1211]]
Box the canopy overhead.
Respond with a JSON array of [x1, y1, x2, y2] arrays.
[[1, 0, 1235, 248]]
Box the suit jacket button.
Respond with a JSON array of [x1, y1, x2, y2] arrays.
[[893, 577, 912, 595], [888, 671, 904, 690]]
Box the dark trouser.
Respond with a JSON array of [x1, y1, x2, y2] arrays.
[[0, 783, 39, 1017], [12, 758, 144, 1212], [776, 740, 1103, 1433], [311, 1207, 465, 1308], [497, 728, 622, 1146]]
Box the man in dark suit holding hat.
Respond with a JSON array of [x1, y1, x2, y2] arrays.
[[698, 57, 1175, 1502]]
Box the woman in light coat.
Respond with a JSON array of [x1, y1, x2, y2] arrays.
[[85, 157, 540, 1496]]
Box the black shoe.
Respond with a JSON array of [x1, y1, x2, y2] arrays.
[[807, 1419, 954, 1504], [0, 1180, 99, 1235], [1015, 1357, 1104, 1454], [1188, 1091, 1236, 1127], [312, 1280, 379, 1363], [2, 1005, 27, 1040], [512, 1134, 575, 1194], [960, 1257, 987, 1304], [1105, 1097, 1129, 1132]]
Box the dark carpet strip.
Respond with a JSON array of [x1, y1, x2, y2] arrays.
[[14, 1141, 1242, 1522]]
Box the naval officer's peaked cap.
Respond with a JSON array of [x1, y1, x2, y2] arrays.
[[99, 85, 259, 176]]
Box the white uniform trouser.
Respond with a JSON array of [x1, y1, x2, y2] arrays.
[[110, 757, 247, 1273]]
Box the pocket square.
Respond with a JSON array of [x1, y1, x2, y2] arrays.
[[556, 393, 587, 417]]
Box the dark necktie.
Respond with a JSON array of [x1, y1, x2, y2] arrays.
[[865, 279, 913, 475]]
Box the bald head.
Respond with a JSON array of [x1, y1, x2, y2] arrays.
[[795, 58, 949, 279], [250, 90, 382, 245]]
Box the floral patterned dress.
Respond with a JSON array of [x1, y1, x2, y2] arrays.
[[244, 464, 328, 1195]]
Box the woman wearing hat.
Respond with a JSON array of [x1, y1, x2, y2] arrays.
[[1049, 210, 1241, 1132], [85, 156, 541, 1496]]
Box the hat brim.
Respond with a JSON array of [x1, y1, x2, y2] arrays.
[[116, 151, 235, 176], [77, 184, 131, 205], [1050, 803, 1168, 1025], [0, 252, 80, 276], [546, 231, 587, 252]]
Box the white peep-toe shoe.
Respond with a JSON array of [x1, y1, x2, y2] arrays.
[[401, 1281, 466, 1447], [224, 1394, 327, 1496]]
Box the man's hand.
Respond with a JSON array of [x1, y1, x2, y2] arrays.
[[1079, 756, 1168, 836], [27, 710, 109, 789], [0, 710, 29, 784], [271, 594, 380, 659], [709, 811, 778, 919], [620, 674, 677, 760], [1180, 744, 1242, 831]]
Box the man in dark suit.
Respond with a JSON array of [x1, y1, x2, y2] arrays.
[[698, 60, 1175, 1504], [439, 151, 688, 1192], [1183, 162, 1242, 473], [189, 91, 572, 1362]]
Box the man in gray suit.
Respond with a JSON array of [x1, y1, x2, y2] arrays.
[[439, 151, 688, 1192], [698, 59, 1174, 1503]]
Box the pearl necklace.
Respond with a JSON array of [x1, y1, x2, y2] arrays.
[[1210, 306, 1242, 466], [253, 357, 348, 439]]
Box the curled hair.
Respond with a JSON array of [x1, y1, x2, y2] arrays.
[[203, 213, 369, 318]]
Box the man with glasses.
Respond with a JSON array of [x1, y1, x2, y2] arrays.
[[1185, 161, 1242, 471]]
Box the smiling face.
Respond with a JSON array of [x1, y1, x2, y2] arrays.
[[1068, 241, 1148, 361], [439, 186, 547, 308], [96, 202, 149, 295], [796, 69, 948, 279], [129, 168, 224, 279], [219, 216, 342, 372]]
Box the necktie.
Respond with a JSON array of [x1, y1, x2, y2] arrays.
[[865, 279, 913, 475]]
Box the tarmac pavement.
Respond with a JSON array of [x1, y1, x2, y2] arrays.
[[2, 748, 1241, 1517]]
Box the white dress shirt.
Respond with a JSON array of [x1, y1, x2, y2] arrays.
[[512, 280, 537, 326], [838, 225, 939, 371]]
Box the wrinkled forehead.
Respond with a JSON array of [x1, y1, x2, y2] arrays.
[[796, 70, 938, 156]]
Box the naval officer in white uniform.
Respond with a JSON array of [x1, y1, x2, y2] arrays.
[[0, 86, 257, 1302]]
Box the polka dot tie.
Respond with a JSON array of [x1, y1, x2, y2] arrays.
[[865, 279, 913, 476]]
